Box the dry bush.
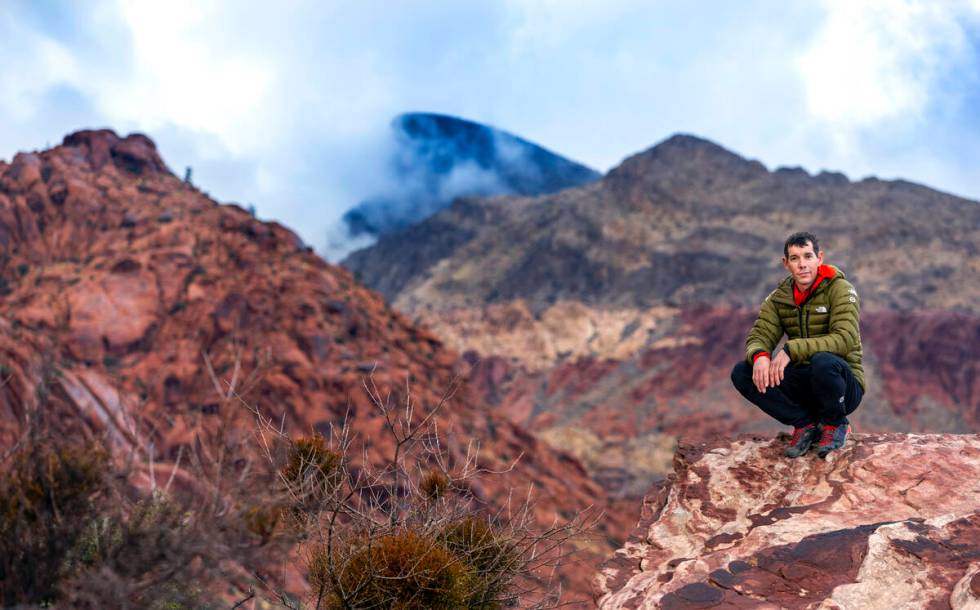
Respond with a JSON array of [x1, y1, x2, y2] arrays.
[[419, 468, 451, 502], [236, 371, 592, 610], [0, 349, 591, 609], [440, 515, 521, 607], [0, 350, 293, 608], [0, 436, 111, 606], [310, 529, 473, 610]]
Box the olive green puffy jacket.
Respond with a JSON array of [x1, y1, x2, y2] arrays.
[[744, 264, 865, 390]]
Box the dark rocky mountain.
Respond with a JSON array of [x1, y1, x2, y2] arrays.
[[344, 133, 980, 498], [345, 133, 979, 314], [341, 112, 600, 238]]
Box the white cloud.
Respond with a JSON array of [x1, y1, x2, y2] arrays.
[[109, 0, 274, 155], [798, 0, 972, 130], [1, 0, 979, 260], [0, 15, 77, 122]]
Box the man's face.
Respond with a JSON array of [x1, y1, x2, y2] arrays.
[[783, 241, 824, 290]]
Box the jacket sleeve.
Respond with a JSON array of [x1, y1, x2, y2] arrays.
[[745, 293, 783, 364], [786, 280, 860, 361]]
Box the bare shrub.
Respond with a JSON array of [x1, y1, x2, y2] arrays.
[[0, 349, 591, 608], [0, 435, 110, 606], [0, 349, 292, 608], [234, 371, 592, 609]]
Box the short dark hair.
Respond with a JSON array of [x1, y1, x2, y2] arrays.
[[783, 232, 820, 258]]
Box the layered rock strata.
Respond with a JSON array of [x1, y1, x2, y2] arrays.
[[595, 433, 980, 609]]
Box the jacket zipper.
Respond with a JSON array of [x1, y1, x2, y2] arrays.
[[796, 280, 826, 339]]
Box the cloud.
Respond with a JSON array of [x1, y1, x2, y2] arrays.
[[109, 1, 275, 154], [798, 0, 975, 132], [789, 0, 980, 193], [331, 113, 601, 259], [1, 1, 979, 261]]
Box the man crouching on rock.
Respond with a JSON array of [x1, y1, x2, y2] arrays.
[[731, 232, 865, 458]]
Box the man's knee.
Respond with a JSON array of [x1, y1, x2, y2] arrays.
[[810, 352, 845, 380], [731, 360, 752, 393]]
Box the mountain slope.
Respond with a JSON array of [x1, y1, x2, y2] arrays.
[[346, 133, 979, 314], [0, 129, 627, 603]]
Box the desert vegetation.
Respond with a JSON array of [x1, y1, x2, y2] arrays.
[[0, 357, 589, 609]]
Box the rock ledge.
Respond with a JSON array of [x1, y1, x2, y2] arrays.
[[595, 433, 980, 609]]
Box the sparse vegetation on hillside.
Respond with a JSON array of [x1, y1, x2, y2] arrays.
[[0, 360, 588, 609]]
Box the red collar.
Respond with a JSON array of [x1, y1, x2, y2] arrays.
[[793, 264, 836, 306]]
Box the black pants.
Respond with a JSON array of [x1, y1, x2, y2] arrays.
[[731, 352, 863, 428]]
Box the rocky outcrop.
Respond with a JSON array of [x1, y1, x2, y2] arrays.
[[595, 433, 980, 609], [0, 130, 628, 604]]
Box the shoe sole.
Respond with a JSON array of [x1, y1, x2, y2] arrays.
[[785, 442, 813, 458]]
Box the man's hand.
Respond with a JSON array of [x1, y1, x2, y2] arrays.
[[752, 356, 771, 393], [768, 349, 790, 387]]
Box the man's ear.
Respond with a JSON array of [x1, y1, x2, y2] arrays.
[[816, 250, 825, 265], [781, 256, 790, 271]]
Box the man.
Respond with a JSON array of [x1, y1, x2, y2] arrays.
[[731, 232, 865, 458]]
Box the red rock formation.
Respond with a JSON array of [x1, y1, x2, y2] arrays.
[[0, 130, 628, 604], [595, 433, 980, 609]]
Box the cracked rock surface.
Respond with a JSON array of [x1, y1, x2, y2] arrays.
[[595, 433, 980, 609]]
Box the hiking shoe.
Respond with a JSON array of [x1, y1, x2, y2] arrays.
[[784, 423, 820, 458], [816, 423, 851, 459]]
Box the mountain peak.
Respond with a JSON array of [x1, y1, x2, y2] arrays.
[[62, 129, 170, 176], [339, 112, 600, 241], [655, 132, 727, 150], [642, 133, 750, 162], [607, 133, 768, 190]]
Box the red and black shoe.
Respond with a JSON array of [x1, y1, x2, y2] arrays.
[[784, 423, 820, 458], [816, 422, 851, 459]]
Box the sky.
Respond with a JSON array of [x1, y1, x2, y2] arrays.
[[1, 0, 979, 260]]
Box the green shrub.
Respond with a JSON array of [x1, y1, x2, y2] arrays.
[[63, 490, 216, 608]]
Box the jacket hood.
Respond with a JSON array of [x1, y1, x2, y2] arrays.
[[772, 264, 844, 304]]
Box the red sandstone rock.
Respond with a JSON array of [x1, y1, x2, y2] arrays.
[[0, 130, 623, 605], [595, 433, 980, 609]]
